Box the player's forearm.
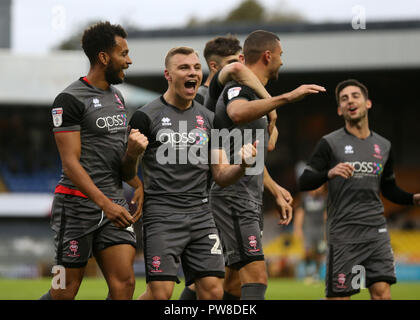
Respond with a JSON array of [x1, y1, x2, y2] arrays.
[[228, 95, 289, 124], [212, 163, 246, 188], [299, 169, 328, 192], [381, 178, 414, 205], [126, 175, 143, 189], [263, 166, 278, 196], [62, 159, 112, 209], [121, 152, 141, 182]]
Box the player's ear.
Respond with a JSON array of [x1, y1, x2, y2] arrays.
[[98, 51, 110, 66], [208, 60, 218, 73], [164, 69, 172, 81], [263, 50, 271, 65], [366, 99, 372, 110], [337, 105, 343, 116], [238, 54, 245, 64]]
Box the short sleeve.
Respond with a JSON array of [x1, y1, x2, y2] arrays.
[[129, 109, 152, 138], [51, 93, 84, 133], [223, 83, 255, 106]]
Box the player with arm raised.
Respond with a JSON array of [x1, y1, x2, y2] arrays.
[[130, 47, 256, 300], [210, 30, 324, 300]]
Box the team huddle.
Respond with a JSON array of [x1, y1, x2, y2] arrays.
[[41, 21, 420, 300]]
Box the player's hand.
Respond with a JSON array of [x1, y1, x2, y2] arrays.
[[239, 140, 258, 168], [276, 184, 293, 205], [285, 84, 326, 103], [131, 186, 144, 223], [274, 193, 293, 226], [413, 193, 420, 206], [328, 162, 354, 180], [102, 200, 134, 229], [127, 129, 149, 158]]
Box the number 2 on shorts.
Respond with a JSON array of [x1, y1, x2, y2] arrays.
[[209, 234, 222, 254]]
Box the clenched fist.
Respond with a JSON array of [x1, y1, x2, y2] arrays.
[[239, 140, 258, 168], [127, 129, 149, 158]]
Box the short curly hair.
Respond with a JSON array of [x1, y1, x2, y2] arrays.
[[203, 35, 242, 64], [82, 21, 127, 65]]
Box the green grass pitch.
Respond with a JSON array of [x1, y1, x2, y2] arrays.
[[1, 277, 420, 300]]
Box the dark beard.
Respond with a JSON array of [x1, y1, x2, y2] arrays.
[[105, 61, 123, 85]]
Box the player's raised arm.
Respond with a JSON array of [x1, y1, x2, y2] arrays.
[[227, 84, 326, 125], [121, 128, 149, 181]]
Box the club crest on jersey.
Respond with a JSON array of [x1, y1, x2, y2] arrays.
[[195, 115, 206, 130], [52, 107, 63, 127], [161, 117, 172, 126], [67, 240, 80, 257], [337, 273, 347, 288], [344, 145, 354, 154], [114, 94, 124, 109], [373, 143, 383, 159], [151, 256, 163, 273], [227, 87, 242, 100]]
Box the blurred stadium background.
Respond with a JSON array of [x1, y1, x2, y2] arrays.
[[1, 0, 420, 299]]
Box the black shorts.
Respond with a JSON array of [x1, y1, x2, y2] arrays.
[[211, 195, 264, 270], [51, 193, 137, 268], [142, 206, 225, 286], [325, 235, 396, 298]]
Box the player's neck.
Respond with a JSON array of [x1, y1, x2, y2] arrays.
[[163, 90, 192, 110], [86, 68, 110, 91], [204, 71, 216, 87], [345, 118, 371, 139], [246, 64, 268, 86]]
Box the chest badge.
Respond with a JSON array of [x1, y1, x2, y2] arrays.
[[344, 145, 354, 154], [195, 115, 206, 131], [373, 144, 383, 159], [114, 94, 125, 109]]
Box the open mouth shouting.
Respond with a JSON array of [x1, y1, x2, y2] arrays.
[[184, 79, 198, 95]]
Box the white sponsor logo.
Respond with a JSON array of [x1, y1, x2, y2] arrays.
[[161, 117, 172, 126], [345, 161, 382, 175], [345, 145, 354, 154], [378, 228, 387, 233], [158, 131, 196, 148], [227, 87, 242, 100], [96, 114, 127, 130], [52, 107, 63, 127], [92, 98, 102, 108]]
